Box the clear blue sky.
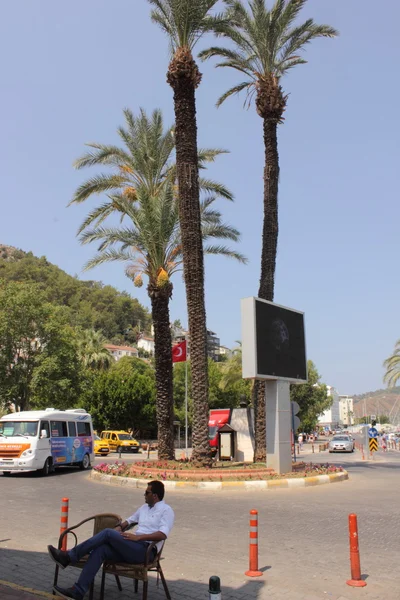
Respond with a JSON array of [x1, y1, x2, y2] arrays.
[[0, 1, 398, 395]]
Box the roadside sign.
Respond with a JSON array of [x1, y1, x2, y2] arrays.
[[291, 401, 300, 415], [293, 416, 300, 431], [369, 438, 378, 452], [368, 427, 378, 438]]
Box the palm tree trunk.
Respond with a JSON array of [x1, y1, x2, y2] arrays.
[[167, 48, 211, 467], [254, 117, 280, 463], [149, 285, 175, 460]]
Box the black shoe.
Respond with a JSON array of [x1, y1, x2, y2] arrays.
[[47, 545, 71, 569], [53, 585, 83, 600]]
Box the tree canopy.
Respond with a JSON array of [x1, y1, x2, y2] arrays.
[[0, 280, 84, 411], [290, 360, 331, 432], [0, 245, 151, 342]]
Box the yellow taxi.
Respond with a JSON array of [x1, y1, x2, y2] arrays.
[[100, 430, 140, 453], [93, 435, 110, 456]]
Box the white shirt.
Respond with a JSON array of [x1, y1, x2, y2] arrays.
[[126, 500, 175, 551]]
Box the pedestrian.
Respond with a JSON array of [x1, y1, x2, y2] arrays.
[[298, 433, 303, 450], [381, 432, 387, 452], [47, 480, 174, 600]]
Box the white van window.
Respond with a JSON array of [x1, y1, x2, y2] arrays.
[[0, 421, 38, 437], [40, 420, 50, 438], [51, 421, 68, 437], [68, 422, 77, 437], [77, 422, 91, 437]]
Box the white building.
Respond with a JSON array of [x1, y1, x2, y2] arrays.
[[137, 336, 155, 355], [339, 395, 355, 426], [104, 344, 139, 361], [318, 386, 341, 430], [219, 345, 232, 358]]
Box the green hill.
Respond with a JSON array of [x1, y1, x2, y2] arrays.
[[0, 244, 151, 342]]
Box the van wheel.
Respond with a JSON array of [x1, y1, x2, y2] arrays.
[[117, 446, 123, 454], [41, 458, 52, 476], [79, 454, 91, 470]]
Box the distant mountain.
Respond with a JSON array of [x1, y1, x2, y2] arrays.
[[0, 244, 151, 342], [353, 387, 400, 419]]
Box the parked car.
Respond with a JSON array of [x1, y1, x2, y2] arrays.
[[100, 430, 140, 453], [342, 434, 355, 449], [329, 435, 354, 453], [93, 435, 110, 456]]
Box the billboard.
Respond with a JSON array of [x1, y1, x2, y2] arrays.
[[241, 297, 307, 383]]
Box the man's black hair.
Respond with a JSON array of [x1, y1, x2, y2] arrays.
[[149, 480, 165, 500]]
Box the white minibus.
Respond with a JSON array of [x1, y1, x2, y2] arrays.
[[0, 408, 94, 475]]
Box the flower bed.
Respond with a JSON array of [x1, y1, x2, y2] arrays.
[[93, 460, 344, 482]]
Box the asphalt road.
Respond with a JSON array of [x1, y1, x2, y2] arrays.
[[1, 445, 399, 599]]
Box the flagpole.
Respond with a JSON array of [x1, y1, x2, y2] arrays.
[[185, 356, 188, 458]]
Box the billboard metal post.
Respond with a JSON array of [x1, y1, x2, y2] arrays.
[[265, 381, 292, 474], [291, 403, 296, 463]]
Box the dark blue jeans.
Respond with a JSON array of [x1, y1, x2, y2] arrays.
[[67, 528, 152, 596]]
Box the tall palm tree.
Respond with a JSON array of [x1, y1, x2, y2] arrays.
[[383, 341, 400, 388], [79, 187, 245, 459], [76, 328, 113, 370], [71, 108, 245, 460], [148, 0, 228, 465], [200, 0, 337, 460]]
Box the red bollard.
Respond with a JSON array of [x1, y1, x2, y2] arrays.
[[60, 497, 69, 551], [346, 514, 366, 587], [245, 510, 262, 577]]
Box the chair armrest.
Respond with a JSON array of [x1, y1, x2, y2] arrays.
[[58, 515, 98, 549], [123, 522, 138, 532], [144, 542, 158, 566], [58, 514, 122, 549]]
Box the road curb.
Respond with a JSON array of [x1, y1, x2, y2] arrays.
[[90, 469, 348, 490], [0, 580, 53, 599]]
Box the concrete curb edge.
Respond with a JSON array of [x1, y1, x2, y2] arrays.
[[90, 469, 348, 490], [0, 580, 53, 599]]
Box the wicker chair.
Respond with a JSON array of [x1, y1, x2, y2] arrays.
[[52, 513, 122, 600], [100, 537, 171, 600]]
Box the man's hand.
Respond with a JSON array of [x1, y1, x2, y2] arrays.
[[121, 532, 141, 542]]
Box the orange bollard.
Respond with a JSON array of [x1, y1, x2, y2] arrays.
[[245, 510, 263, 577], [60, 497, 69, 551], [346, 514, 366, 587]]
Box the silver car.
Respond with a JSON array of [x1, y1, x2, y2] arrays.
[[329, 435, 354, 453]]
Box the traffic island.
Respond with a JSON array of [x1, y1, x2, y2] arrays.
[[89, 460, 348, 490]]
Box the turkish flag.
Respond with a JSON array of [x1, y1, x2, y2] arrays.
[[172, 340, 187, 363]]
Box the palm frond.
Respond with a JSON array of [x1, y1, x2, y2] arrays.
[[204, 244, 248, 263], [216, 81, 253, 107], [148, 0, 226, 51], [83, 248, 135, 271], [198, 177, 234, 200], [197, 147, 229, 167], [71, 174, 127, 205], [202, 0, 337, 108], [73, 144, 132, 170]]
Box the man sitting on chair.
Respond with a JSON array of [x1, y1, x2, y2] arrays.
[[48, 480, 174, 600]]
